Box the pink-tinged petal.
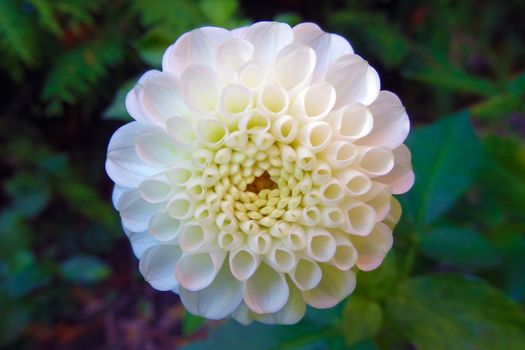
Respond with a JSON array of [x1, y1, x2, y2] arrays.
[[117, 189, 163, 232], [358, 90, 410, 149], [179, 263, 243, 319], [244, 263, 289, 314], [162, 27, 231, 76], [134, 129, 180, 167], [325, 54, 380, 108], [351, 223, 393, 271], [241, 21, 294, 66], [138, 71, 189, 126], [302, 264, 356, 308], [374, 144, 415, 194], [139, 244, 181, 291], [293, 22, 353, 80], [175, 251, 226, 291], [105, 122, 163, 188]]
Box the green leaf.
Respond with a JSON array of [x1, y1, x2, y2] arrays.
[[0, 292, 31, 346], [355, 252, 401, 300], [5, 251, 53, 298], [342, 296, 383, 346], [103, 79, 136, 121], [59, 255, 110, 284], [200, 0, 238, 27], [406, 69, 499, 96], [180, 319, 338, 350], [402, 111, 484, 227], [386, 274, 525, 350], [420, 227, 501, 270], [6, 173, 51, 218], [274, 12, 302, 27], [182, 312, 205, 336]]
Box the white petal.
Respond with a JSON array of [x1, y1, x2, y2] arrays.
[[117, 189, 163, 232], [112, 185, 127, 208], [179, 262, 243, 319], [166, 117, 198, 148], [374, 144, 414, 194], [180, 65, 222, 116], [293, 22, 353, 80], [125, 88, 149, 124], [352, 223, 393, 271], [139, 174, 173, 203], [124, 227, 162, 259], [138, 71, 189, 126], [148, 211, 181, 241], [175, 251, 226, 291], [216, 38, 254, 83], [139, 244, 181, 291], [274, 43, 316, 92], [358, 90, 410, 149], [244, 263, 289, 314], [325, 54, 380, 108], [241, 21, 294, 66], [253, 281, 306, 325], [106, 122, 163, 188], [162, 26, 231, 76], [135, 129, 179, 167], [303, 264, 356, 308]]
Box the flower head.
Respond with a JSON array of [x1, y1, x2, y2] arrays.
[[106, 21, 414, 325]]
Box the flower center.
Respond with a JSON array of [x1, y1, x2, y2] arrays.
[[246, 171, 276, 194]]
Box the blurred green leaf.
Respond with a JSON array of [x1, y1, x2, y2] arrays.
[[342, 296, 383, 346], [182, 312, 205, 336], [59, 255, 110, 284], [0, 292, 31, 346], [5, 251, 53, 298], [200, 0, 238, 27], [6, 173, 50, 218], [402, 111, 484, 227], [103, 79, 136, 121], [136, 28, 173, 67], [274, 12, 302, 27], [406, 69, 499, 96], [180, 319, 338, 350], [355, 252, 401, 300], [386, 273, 525, 350], [420, 227, 501, 270]]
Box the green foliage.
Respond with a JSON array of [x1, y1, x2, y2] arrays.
[[420, 227, 501, 270], [402, 112, 483, 227], [59, 255, 110, 284], [386, 274, 525, 350], [342, 296, 383, 346]]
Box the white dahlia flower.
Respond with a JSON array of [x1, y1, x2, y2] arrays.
[[106, 21, 414, 325]]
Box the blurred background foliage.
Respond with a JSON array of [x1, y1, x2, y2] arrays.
[[0, 0, 524, 348]]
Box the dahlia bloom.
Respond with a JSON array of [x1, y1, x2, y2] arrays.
[[106, 21, 414, 325]]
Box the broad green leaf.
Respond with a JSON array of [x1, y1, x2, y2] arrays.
[[180, 319, 338, 350], [59, 255, 110, 284], [342, 296, 383, 346], [182, 312, 205, 336], [386, 274, 525, 350], [200, 0, 238, 27], [5, 250, 53, 298], [0, 292, 30, 346], [355, 252, 401, 300], [420, 227, 501, 270], [274, 12, 302, 27], [402, 111, 483, 227], [103, 79, 136, 121], [406, 70, 499, 96], [6, 173, 50, 218]]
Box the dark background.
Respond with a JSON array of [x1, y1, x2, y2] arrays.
[[1, 0, 524, 349]]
